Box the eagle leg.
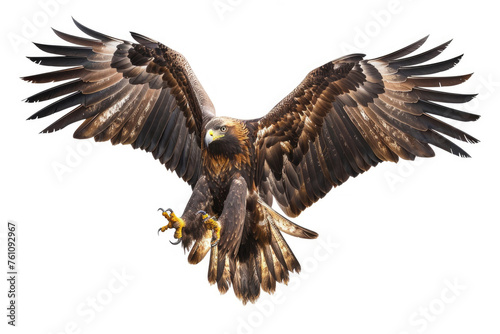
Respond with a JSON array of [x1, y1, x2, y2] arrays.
[[197, 210, 221, 247], [157, 208, 185, 245]]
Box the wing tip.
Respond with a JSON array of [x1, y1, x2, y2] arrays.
[[435, 39, 453, 54], [20, 75, 32, 83], [457, 150, 472, 158], [130, 31, 159, 46], [26, 56, 39, 64], [71, 16, 82, 29], [23, 97, 36, 103], [464, 111, 480, 123], [458, 72, 474, 85], [71, 17, 121, 42], [40, 127, 54, 134], [419, 34, 431, 45], [373, 35, 431, 61]]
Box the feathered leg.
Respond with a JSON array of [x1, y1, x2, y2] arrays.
[[206, 177, 248, 297], [158, 176, 213, 254]]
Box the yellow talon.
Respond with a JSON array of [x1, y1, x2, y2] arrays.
[[174, 224, 184, 239], [197, 210, 221, 247], [212, 222, 221, 247], [158, 208, 185, 245], [159, 221, 173, 232]]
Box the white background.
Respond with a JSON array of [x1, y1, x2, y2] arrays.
[[1, 0, 499, 333]]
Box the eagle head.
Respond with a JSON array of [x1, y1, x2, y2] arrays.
[[203, 117, 248, 157]]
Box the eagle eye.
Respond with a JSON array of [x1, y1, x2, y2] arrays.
[[220, 125, 228, 132]]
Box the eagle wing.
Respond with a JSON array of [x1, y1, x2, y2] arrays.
[[252, 37, 479, 217], [23, 19, 215, 187]]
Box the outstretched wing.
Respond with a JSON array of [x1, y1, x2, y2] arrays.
[[23, 19, 215, 187], [252, 37, 479, 217]]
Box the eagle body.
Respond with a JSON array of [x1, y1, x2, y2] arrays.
[[188, 117, 307, 301], [201, 117, 255, 219], [24, 20, 479, 304]]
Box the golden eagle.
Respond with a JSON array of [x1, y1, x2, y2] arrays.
[[23, 19, 479, 304]]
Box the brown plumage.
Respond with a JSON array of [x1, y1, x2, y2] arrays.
[[23, 20, 479, 304]]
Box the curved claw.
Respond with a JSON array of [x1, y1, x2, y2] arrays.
[[157, 227, 162, 236], [196, 210, 207, 216], [211, 239, 220, 248], [170, 238, 182, 245]]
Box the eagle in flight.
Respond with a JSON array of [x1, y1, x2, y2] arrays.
[[24, 19, 479, 304]]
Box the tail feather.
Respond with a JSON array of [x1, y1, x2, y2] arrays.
[[216, 255, 231, 294], [204, 202, 317, 304], [262, 243, 277, 281], [268, 225, 290, 272], [258, 248, 276, 293], [259, 198, 318, 239], [233, 261, 261, 304], [269, 220, 301, 273], [208, 244, 218, 284], [254, 250, 262, 284], [271, 251, 289, 285]]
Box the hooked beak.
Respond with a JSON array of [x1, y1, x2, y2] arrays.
[[204, 129, 224, 147]]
